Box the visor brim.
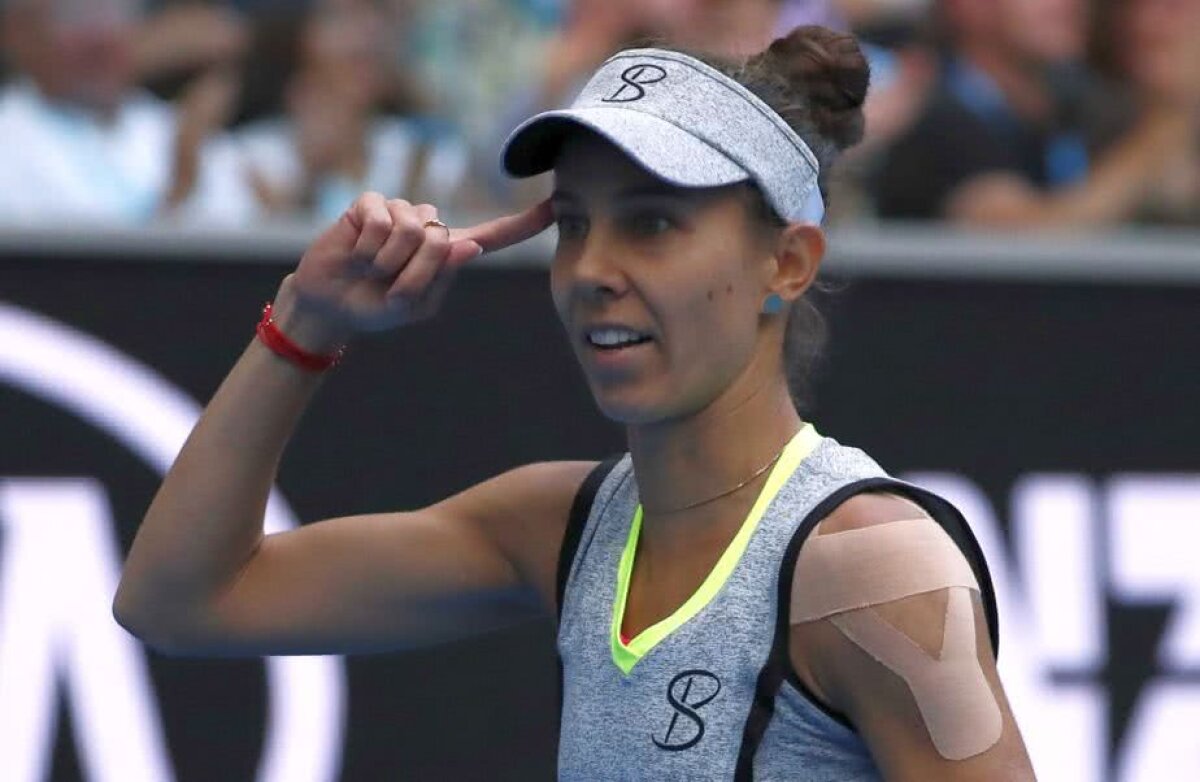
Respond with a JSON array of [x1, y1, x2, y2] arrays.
[[501, 107, 749, 189]]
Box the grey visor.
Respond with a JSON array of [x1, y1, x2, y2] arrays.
[[501, 48, 825, 224]]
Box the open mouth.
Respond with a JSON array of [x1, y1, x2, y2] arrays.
[[584, 327, 654, 351]]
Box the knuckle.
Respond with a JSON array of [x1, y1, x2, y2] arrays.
[[354, 191, 383, 211], [399, 220, 426, 244], [385, 206, 414, 225], [364, 214, 392, 237]]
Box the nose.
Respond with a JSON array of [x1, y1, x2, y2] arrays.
[[564, 226, 629, 305]]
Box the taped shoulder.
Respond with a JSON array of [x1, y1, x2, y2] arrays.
[[790, 492, 981, 624], [788, 492, 1007, 764]]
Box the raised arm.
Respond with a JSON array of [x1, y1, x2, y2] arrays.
[[113, 193, 566, 656]]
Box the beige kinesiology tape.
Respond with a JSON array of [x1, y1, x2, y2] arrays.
[[791, 517, 1003, 761]]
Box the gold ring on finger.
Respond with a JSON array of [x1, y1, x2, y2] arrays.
[[423, 218, 449, 232]]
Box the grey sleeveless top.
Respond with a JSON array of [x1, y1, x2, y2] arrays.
[[555, 427, 998, 781]]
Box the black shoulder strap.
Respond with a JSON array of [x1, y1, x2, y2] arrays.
[[555, 455, 623, 742], [735, 477, 1000, 780], [555, 455, 623, 623]]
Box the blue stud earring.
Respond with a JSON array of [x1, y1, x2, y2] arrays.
[[762, 293, 784, 315]]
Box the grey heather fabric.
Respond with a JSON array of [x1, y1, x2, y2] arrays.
[[501, 48, 825, 224], [557, 436, 886, 781]]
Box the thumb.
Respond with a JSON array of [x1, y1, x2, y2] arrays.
[[450, 199, 554, 256]]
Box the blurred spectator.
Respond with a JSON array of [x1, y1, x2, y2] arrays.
[[1089, 0, 1200, 225], [0, 0, 258, 225], [666, 1, 940, 222], [479, 0, 853, 206], [872, 0, 1194, 227], [134, 0, 250, 86], [664, 0, 847, 56], [518, 0, 849, 122], [237, 0, 468, 221], [404, 0, 564, 149], [823, 1, 940, 220], [832, 0, 938, 152], [469, 0, 690, 207], [514, 0, 689, 120]]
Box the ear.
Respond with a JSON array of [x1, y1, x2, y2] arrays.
[[768, 223, 825, 303]]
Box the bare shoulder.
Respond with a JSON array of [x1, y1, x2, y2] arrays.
[[787, 491, 1034, 777], [431, 460, 601, 610], [787, 491, 945, 700], [788, 489, 972, 660], [817, 489, 932, 534]]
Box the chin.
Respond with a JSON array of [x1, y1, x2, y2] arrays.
[[589, 379, 714, 428], [592, 394, 659, 426], [588, 385, 671, 427]]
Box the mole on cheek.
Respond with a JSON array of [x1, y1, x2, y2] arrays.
[[726, 284, 734, 295], [707, 290, 715, 301]]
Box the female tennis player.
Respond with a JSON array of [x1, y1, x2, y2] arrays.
[[116, 25, 1035, 781]]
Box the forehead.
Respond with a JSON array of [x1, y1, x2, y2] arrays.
[[553, 130, 713, 204]]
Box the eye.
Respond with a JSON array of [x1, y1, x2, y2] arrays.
[[555, 214, 589, 241], [621, 212, 676, 238]]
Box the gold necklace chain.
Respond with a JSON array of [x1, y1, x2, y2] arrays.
[[641, 439, 791, 515]]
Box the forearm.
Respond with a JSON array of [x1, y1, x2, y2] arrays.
[[949, 108, 1192, 228], [115, 193, 552, 650], [114, 277, 347, 639], [1043, 109, 1191, 225], [161, 129, 203, 213], [160, 66, 240, 216]]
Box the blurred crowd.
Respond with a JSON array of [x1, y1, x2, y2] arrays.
[[0, 0, 1197, 229]]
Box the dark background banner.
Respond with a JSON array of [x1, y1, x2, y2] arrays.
[[1, 253, 1197, 781]]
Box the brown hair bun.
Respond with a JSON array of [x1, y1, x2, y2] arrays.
[[752, 25, 870, 151]]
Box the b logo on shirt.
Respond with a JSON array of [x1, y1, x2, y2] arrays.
[[652, 669, 722, 751]]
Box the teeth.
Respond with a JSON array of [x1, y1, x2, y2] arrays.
[[587, 328, 648, 347]]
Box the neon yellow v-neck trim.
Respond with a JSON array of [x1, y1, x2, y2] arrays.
[[610, 424, 821, 675]]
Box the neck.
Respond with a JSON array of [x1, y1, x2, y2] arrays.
[[959, 43, 1052, 122], [626, 370, 802, 523]]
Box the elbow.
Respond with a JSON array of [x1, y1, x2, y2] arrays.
[[112, 579, 144, 636], [111, 583, 201, 656], [111, 586, 165, 649]]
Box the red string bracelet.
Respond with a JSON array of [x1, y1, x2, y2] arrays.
[[256, 302, 346, 372]]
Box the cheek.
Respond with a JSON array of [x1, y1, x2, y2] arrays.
[[660, 235, 762, 360], [672, 275, 758, 363], [548, 261, 572, 324]]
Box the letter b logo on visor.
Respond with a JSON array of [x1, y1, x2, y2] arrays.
[[603, 64, 668, 103]]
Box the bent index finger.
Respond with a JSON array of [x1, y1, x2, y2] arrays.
[[450, 199, 554, 256]]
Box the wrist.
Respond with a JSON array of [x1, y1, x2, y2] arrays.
[[269, 275, 354, 355]]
